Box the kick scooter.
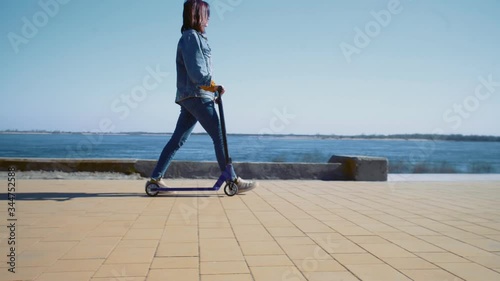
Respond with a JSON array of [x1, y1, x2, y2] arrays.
[[145, 92, 238, 197]]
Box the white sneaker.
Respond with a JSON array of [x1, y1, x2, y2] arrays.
[[148, 178, 176, 194], [235, 177, 258, 194]]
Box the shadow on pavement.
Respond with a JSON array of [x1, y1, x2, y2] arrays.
[[1, 192, 220, 201]]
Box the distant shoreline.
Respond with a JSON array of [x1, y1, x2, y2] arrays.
[[1, 130, 500, 142]]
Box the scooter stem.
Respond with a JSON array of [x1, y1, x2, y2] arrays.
[[216, 92, 231, 165]]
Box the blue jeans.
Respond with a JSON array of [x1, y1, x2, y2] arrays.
[[150, 97, 235, 180]]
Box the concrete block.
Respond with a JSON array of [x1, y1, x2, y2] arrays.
[[328, 155, 388, 181]]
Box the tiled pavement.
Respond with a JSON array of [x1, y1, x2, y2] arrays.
[[1, 179, 500, 281]]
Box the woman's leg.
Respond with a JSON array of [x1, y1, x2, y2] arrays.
[[150, 106, 197, 180], [182, 98, 256, 191], [180, 98, 230, 174]]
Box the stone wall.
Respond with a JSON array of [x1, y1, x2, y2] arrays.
[[0, 156, 388, 181]]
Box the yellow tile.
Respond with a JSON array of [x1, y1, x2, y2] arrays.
[[245, 255, 293, 267], [438, 262, 500, 281], [151, 257, 199, 269], [391, 239, 446, 253], [280, 244, 330, 260], [402, 269, 462, 281], [200, 239, 244, 262], [346, 235, 387, 244], [156, 242, 199, 257], [87, 227, 129, 237], [94, 263, 149, 277], [232, 225, 273, 242], [267, 227, 305, 237], [250, 266, 307, 281], [360, 243, 415, 258], [124, 228, 163, 240], [291, 219, 333, 233], [1, 266, 45, 281], [105, 247, 156, 264], [332, 253, 383, 265], [382, 257, 437, 269], [239, 241, 284, 255], [275, 236, 316, 245], [117, 240, 159, 248], [201, 274, 253, 281], [46, 259, 104, 272], [62, 246, 115, 259], [466, 254, 500, 269], [147, 269, 199, 281], [162, 226, 198, 242], [35, 271, 94, 281], [293, 258, 345, 272], [303, 271, 360, 281], [345, 264, 412, 281], [416, 252, 469, 263], [200, 261, 250, 274], [17, 250, 64, 266], [91, 278, 145, 281], [199, 228, 234, 239]]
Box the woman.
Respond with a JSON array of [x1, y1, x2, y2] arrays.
[[148, 0, 257, 193]]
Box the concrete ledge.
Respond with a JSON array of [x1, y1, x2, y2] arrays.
[[328, 155, 388, 181], [1, 158, 343, 181]]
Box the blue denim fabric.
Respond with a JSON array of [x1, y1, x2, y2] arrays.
[[175, 29, 215, 103], [150, 97, 236, 180]]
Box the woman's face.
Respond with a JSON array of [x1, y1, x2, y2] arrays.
[[201, 17, 209, 32]]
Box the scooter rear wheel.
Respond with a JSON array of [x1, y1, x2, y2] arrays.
[[224, 182, 238, 197], [145, 182, 160, 197]]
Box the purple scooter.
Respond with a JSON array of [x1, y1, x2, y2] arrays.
[[145, 92, 238, 197]]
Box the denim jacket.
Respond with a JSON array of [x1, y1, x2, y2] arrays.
[[175, 29, 214, 103]]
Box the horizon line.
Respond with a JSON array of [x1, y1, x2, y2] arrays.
[[1, 130, 500, 139]]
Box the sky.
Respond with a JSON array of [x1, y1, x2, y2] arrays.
[[1, 0, 500, 136]]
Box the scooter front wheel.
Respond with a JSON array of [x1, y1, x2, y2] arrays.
[[224, 182, 238, 197], [145, 182, 160, 197]]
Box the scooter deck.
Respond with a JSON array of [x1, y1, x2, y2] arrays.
[[146, 180, 237, 197], [151, 186, 221, 192]]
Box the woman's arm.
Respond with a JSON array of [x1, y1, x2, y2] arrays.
[[180, 31, 212, 87]]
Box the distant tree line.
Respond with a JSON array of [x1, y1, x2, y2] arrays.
[[335, 134, 500, 142], [1, 130, 499, 142]]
